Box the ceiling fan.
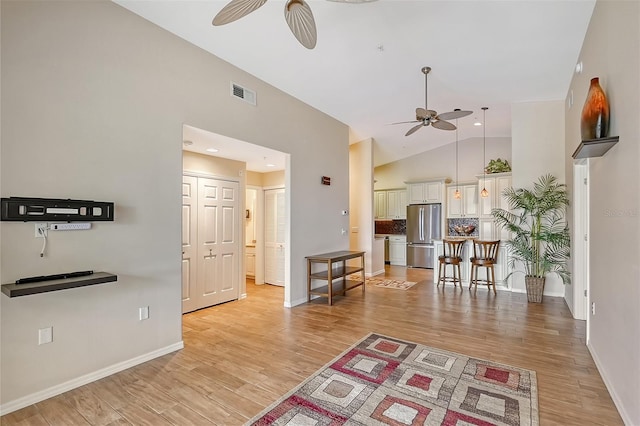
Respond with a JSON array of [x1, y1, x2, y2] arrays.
[[212, 0, 377, 50], [394, 67, 472, 136]]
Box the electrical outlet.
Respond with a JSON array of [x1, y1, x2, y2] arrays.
[[591, 302, 596, 315], [35, 223, 48, 238], [38, 327, 53, 345], [139, 306, 149, 321]]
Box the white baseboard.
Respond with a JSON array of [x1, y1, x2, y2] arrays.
[[509, 287, 565, 298], [369, 269, 386, 277], [0, 341, 184, 416], [587, 343, 631, 424]]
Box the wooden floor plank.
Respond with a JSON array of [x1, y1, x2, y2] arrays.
[[0, 267, 623, 425]]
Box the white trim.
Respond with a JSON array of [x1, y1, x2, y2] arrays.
[[183, 170, 240, 183], [588, 343, 631, 425], [286, 296, 307, 308], [571, 160, 589, 321], [0, 341, 184, 416], [369, 269, 386, 277], [239, 293, 247, 300], [510, 287, 565, 298]]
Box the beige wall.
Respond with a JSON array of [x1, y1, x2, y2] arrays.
[[0, 0, 349, 410], [374, 137, 511, 190], [511, 100, 566, 296], [262, 170, 285, 188], [565, 1, 640, 423], [246, 171, 263, 187], [183, 150, 246, 180]]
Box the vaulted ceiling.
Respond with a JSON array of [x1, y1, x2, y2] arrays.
[[115, 0, 595, 168]]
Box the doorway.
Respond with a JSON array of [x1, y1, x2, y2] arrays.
[[181, 124, 290, 306]]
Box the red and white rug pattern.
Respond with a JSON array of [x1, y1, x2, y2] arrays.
[[247, 333, 538, 425]]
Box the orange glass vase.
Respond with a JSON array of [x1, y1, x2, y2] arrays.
[[580, 77, 609, 140]]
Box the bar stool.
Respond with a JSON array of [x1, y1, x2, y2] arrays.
[[437, 239, 466, 288], [469, 240, 501, 294]]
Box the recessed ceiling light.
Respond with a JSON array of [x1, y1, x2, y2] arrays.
[[474, 121, 482, 126], [206, 148, 219, 153], [266, 163, 275, 167]]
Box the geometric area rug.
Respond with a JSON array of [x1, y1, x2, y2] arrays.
[[348, 275, 417, 290], [246, 333, 538, 425]]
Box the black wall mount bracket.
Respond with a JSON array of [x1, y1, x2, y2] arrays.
[[1, 197, 114, 222]]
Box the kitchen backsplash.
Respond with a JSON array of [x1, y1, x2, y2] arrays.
[[447, 218, 479, 237], [375, 220, 406, 235]]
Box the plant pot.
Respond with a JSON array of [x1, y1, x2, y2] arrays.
[[525, 276, 545, 303]]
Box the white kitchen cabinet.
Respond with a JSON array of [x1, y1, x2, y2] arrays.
[[389, 235, 407, 266], [386, 190, 407, 219], [477, 173, 512, 241], [407, 180, 445, 204], [375, 189, 407, 219], [374, 191, 387, 219], [478, 173, 511, 218], [246, 246, 256, 278], [447, 184, 478, 218]]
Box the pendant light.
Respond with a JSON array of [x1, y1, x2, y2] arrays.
[[480, 106, 489, 198], [454, 110, 461, 199]]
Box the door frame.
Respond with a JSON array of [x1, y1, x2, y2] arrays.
[[246, 185, 265, 285], [572, 160, 590, 330]]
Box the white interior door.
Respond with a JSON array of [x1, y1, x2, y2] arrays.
[[265, 188, 285, 286], [197, 177, 239, 307], [182, 175, 239, 313], [182, 176, 198, 313]]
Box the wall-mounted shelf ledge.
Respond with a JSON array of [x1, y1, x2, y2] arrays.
[[572, 136, 619, 159], [2, 272, 117, 297]]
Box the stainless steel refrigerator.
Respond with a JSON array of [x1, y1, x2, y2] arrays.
[[406, 203, 441, 269]]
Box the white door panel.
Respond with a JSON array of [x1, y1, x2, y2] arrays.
[[265, 188, 286, 286], [182, 175, 239, 313]]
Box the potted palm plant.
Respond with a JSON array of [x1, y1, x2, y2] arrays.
[[491, 174, 570, 303]]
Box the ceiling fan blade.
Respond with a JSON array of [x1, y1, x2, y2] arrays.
[[391, 120, 420, 125], [405, 123, 424, 136], [437, 110, 473, 120], [415, 108, 428, 120], [284, 0, 317, 49], [212, 0, 267, 26], [432, 120, 456, 131]]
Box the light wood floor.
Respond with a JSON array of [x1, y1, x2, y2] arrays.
[[1, 266, 622, 425]]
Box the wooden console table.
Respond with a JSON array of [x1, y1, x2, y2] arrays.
[[306, 250, 365, 305]]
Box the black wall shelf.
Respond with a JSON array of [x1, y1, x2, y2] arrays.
[[572, 136, 619, 159], [1, 272, 117, 297]]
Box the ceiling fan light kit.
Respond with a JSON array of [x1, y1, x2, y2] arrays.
[[212, 0, 377, 49], [394, 66, 472, 137]]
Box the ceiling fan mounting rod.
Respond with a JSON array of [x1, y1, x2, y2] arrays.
[[422, 66, 431, 112]]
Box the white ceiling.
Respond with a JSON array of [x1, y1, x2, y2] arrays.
[[115, 0, 595, 170]]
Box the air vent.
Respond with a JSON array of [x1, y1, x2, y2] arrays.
[[230, 82, 256, 106]]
